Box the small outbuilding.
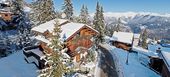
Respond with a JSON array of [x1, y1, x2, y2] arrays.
[[111, 31, 134, 51]]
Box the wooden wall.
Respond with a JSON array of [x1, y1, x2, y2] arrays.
[[33, 25, 98, 62], [66, 27, 96, 53], [112, 41, 132, 51], [0, 12, 12, 21], [66, 26, 97, 62], [40, 42, 52, 54], [161, 63, 170, 77]]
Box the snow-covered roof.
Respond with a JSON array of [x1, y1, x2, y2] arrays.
[[35, 35, 51, 45], [134, 34, 140, 39], [161, 51, 170, 71], [0, 0, 10, 5], [60, 22, 85, 40], [31, 19, 69, 33], [31, 48, 45, 58], [0, 9, 12, 13], [112, 31, 134, 44], [132, 46, 158, 57], [32, 19, 98, 43]]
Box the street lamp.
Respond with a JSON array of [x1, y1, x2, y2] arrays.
[[126, 47, 132, 65], [126, 52, 129, 65]]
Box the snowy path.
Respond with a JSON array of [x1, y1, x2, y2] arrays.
[[100, 43, 160, 77], [95, 45, 118, 77], [0, 51, 38, 77]]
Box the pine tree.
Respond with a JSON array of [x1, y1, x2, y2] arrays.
[[30, 0, 56, 25], [93, 2, 100, 29], [114, 18, 121, 32], [79, 4, 90, 25], [141, 29, 148, 49], [93, 2, 105, 44], [11, 0, 32, 48], [11, 0, 24, 14], [38, 20, 64, 77], [99, 6, 105, 33], [62, 0, 73, 21]]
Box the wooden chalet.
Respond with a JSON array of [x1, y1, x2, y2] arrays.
[[0, 11, 13, 21], [111, 31, 134, 51], [31, 19, 98, 62], [160, 51, 170, 77], [0, 2, 12, 21], [150, 51, 170, 77]]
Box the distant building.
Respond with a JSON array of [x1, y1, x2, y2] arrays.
[[0, 11, 13, 21], [111, 31, 134, 51], [31, 19, 98, 62], [150, 50, 170, 77], [0, 2, 12, 21], [159, 51, 170, 77], [133, 34, 140, 46]]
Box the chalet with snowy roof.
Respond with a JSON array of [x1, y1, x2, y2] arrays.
[[0, 1, 12, 21], [149, 50, 170, 77], [111, 31, 134, 51], [31, 19, 98, 62], [0, 11, 13, 21], [159, 51, 170, 77]]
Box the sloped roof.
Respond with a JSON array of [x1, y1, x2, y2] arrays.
[[32, 19, 98, 44], [112, 31, 134, 44], [0, 0, 10, 5], [60, 22, 84, 40], [34, 35, 51, 45], [31, 19, 69, 33]]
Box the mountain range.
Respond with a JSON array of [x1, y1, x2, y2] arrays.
[[94, 12, 170, 40]]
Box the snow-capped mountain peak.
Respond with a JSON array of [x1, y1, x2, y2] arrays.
[[103, 12, 137, 19], [103, 12, 170, 39], [102, 12, 170, 18]]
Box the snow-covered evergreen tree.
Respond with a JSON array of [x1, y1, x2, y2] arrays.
[[11, 0, 32, 48], [30, 0, 56, 25], [140, 29, 148, 49], [62, 0, 73, 21], [99, 6, 105, 33], [78, 4, 90, 25], [38, 20, 64, 77], [114, 18, 122, 32], [55, 11, 62, 18], [93, 2, 105, 44], [11, 0, 24, 14]]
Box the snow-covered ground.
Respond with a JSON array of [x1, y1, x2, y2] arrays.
[[132, 46, 158, 57], [94, 50, 101, 77], [148, 44, 170, 52], [0, 51, 38, 77], [100, 43, 160, 77]]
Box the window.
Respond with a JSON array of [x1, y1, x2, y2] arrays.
[[5, 14, 8, 16], [77, 32, 80, 35]]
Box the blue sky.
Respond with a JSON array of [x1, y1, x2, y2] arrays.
[[26, 0, 170, 14]]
